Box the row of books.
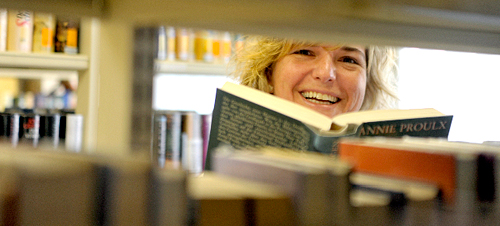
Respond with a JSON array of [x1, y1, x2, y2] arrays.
[[0, 109, 82, 152], [208, 136, 500, 225], [0, 9, 79, 54], [151, 110, 212, 174], [7, 90, 77, 112], [157, 26, 244, 64], [2, 136, 500, 225]]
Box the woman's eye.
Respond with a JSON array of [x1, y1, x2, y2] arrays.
[[293, 49, 314, 56], [340, 57, 358, 65]]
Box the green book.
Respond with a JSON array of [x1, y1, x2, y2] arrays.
[[206, 82, 453, 170]]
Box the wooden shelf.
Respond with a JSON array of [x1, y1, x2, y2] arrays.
[[155, 60, 229, 75], [0, 0, 104, 17], [103, 0, 500, 55], [0, 68, 78, 81], [0, 52, 88, 71]]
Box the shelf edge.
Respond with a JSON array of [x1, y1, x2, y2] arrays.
[[0, 52, 89, 70]]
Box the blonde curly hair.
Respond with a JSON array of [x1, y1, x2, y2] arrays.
[[229, 35, 399, 111]]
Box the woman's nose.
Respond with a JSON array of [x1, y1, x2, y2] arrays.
[[313, 54, 336, 82]]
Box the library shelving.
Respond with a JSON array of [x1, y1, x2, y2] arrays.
[[1, 1, 500, 225], [1, 0, 499, 156]]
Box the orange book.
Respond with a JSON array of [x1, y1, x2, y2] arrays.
[[338, 138, 456, 204]]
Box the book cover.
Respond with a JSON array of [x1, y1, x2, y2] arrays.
[[338, 137, 500, 208], [206, 82, 452, 170]]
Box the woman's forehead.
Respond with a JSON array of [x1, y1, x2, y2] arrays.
[[293, 42, 365, 53]]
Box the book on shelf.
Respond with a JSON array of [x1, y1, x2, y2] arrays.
[[338, 137, 500, 208], [152, 111, 182, 169], [187, 171, 295, 226], [150, 167, 188, 226], [349, 172, 440, 225], [206, 81, 453, 169], [152, 110, 210, 173], [211, 145, 352, 226], [0, 149, 97, 226], [182, 112, 204, 175], [201, 114, 212, 170], [0, 147, 191, 226], [350, 172, 439, 205], [98, 157, 151, 225], [210, 145, 444, 226]]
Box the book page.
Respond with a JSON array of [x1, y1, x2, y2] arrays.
[[222, 82, 333, 131]]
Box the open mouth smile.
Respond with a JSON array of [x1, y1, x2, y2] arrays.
[[300, 91, 339, 105]]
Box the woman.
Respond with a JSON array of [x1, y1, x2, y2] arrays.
[[230, 36, 399, 118]]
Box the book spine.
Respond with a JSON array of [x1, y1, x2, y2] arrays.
[[19, 113, 40, 148], [167, 112, 182, 169], [55, 17, 79, 54], [152, 113, 168, 168], [476, 153, 496, 202], [201, 114, 212, 170], [65, 114, 83, 152], [166, 26, 176, 61], [327, 169, 351, 226], [10, 113, 20, 147], [0, 113, 10, 145], [181, 112, 203, 174], [157, 26, 166, 60], [149, 169, 188, 226], [442, 152, 477, 225], [152, 111, 183, 169], [32, 12, 56, 53], [7, 10, 33, 52], [0, 9, 7, 52]]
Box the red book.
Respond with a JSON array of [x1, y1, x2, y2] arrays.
[[338, 138, 456, 204]]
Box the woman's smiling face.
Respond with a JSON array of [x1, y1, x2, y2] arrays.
[[270, 44, 367, 118]]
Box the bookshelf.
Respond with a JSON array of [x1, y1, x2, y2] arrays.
[[2, 0, 499, 155], [1, 1, 500, 225]]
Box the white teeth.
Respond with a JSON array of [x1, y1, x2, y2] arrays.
[[301, 91, 339, 104]]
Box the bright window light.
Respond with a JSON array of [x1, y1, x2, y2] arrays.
[[153, 74, 232, 115], [398, 48, 500, 143]]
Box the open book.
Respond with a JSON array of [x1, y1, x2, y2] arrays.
[[206, 82, 453, 169]]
